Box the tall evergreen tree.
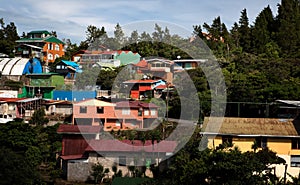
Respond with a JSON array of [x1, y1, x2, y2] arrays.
[[238, 9, 251, 53], [252, 6, 274, 54], [276, 0, 300, 57]]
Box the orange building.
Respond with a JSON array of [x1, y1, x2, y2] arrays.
[[15, 30, 65, 63]]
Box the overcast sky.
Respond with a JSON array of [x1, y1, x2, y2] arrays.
[[0, 0, 281, 44]]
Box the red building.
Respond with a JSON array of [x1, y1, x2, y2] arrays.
[[123, 79, 166, 100]]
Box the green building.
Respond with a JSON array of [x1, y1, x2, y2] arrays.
[[19, 73, 64, 99]]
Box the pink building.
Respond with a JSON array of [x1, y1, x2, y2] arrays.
[[72, 99, 158, 130]]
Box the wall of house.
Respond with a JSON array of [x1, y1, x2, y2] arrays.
[[67, 160, 90, 182], [73, 104, 116, 126], [53, 90, 97, 101], [43, 42, 65, 63], [88, 152, 131, 178], [207, 136, 300, 180]]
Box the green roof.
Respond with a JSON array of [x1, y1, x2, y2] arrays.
[[16, 36, 64, 45], [28, 30, 51, 35], [44, 36, 65, 44], [16, 38, 44, 42]]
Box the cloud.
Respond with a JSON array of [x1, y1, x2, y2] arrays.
[[0, 0, 281, 44]]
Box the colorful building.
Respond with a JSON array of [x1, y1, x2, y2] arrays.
[[131, 58, 174, 83], [15, 30, 65, 63], [20, 73, 65, 99], [72, 99, 158, 130], [73, 50, 141, 68], [201, 117, 300, 179], [57, 124, 177, 182], [122, 79, 166, 100]]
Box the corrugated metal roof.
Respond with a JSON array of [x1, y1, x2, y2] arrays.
[[57, 124, 102, 134], [276, 100, 300, 107], [116, 101, 158, 108], [85, 139, 177, 153], [202, 117, 300, 137]]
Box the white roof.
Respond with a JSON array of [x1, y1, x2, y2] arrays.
[[10, 58, 29, 75], [0, 57, 29, 75], [276, 100, 300, 107], [0, 58, 11, 72]]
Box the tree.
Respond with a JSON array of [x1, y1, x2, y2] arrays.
[[91, 163, 109, 184], [114, 23, 126, 49], [276, 0, 300, 57], [238, 9, 251, 53], [0, 18, 19, 56], [29, 107, 49, 126], [252, 6, 275, 55]]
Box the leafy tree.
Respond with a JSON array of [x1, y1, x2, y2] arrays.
[[91, 162, 109, 184], [0, 18, 19, 56], [29, 107, 49, 126]]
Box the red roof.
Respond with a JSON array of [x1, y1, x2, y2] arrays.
[[123, 79, 160, 84], [0, 97, 26, 102], [43, 99, 72, 105], [116, 101, 158, 108], [85, 139, 177, 153], [57, 124, 102, 134], [155, 85, 167, 89], [60, 154, 86, 160], [134, 60, 148, 68]]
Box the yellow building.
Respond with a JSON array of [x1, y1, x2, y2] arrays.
[[201, 117, 300, 178]]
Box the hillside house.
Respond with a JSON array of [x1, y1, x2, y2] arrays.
[[73, 50, 141, 68], [72, 99, 158, 130], [122, 79, 166, 100], [15, 30, 65, 63], [57, 124, 177, 182], [131, 58, 174, 83], [201, 117, 300, 179]]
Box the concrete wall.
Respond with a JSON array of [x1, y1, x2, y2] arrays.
[[67, 161, 91, 182]]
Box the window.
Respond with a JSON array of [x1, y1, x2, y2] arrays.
[[291, 156, 300, 167], [122, 108, 130, 115], [222, 136, 233, 146], [97, 107, 104, 114], [255, 137, 267, 149], [138, 109, 142, 116], [119, 156, 126, 166], [292, 139, 300, 149], [150, 109, 156, 116], [55, 44, 60, 51], [48, 53, 53, 60], [144, 109, 149, 116], [56, 65, 61, 69], [55, 54, 59, 59], [48, 43, 53, 50], [79, 106, 87, 113]]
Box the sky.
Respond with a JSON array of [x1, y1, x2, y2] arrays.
[[0, 0, 281, 44]]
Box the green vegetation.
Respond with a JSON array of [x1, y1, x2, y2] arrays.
[[0, 119, 62, 184]]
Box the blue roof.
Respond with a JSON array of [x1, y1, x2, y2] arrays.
[[61, 60, 79, 68]]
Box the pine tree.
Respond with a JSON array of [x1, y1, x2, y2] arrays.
[[276, 0, 300, 57], [252, 6, 274, 54], [238, 9, 251, 53]]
